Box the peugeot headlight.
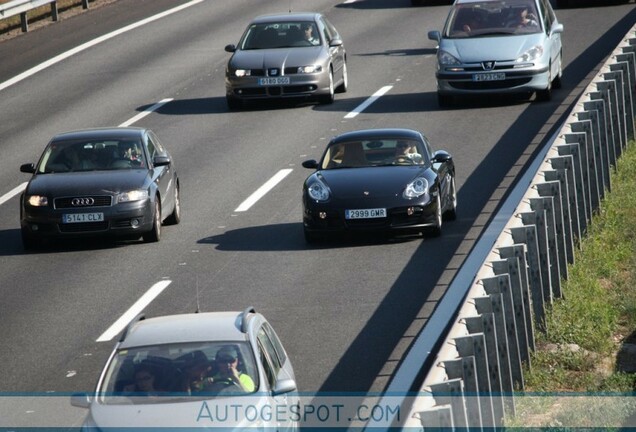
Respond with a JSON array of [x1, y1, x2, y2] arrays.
[[438, 50, 461, 66], [403, 177, 429, 199], [118, 190, 149, 203], [297, 65, 323, 74], [307, 179, 330, 202], [26, 195, 48, 207], [516, 45, 543, 63], [234, 69, 251, 77]]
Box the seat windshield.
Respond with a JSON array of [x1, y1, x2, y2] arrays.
[[37, 139, 147, 173], [98, 342, 259, 404], [445, 0, 542, 38], [239, 22, 320, 49], [321, 139, 428, 170]]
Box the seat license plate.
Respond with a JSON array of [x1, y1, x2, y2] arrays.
[[345, 208, 387, 219], [473, 72, 505, 82], [63, 213, 104, 223], [258, 77, 290, 85]]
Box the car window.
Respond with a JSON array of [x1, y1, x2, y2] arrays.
[[319, 17, 337, 42], [98, 341, 258, 404], [445, 0, 541, 38], [258, 341, 277, 390], [262, 322, 288, 366], [257, 327, 281, 374]]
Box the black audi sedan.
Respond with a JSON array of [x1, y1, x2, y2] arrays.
[[19, 127, 180, 249], [301, 128, 456, 243]]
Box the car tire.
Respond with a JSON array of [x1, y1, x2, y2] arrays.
[[336, 62, 348, 94], [303, 227, 320, 244], [536, 63, 553, 101], [21, 227, 38, 251], [319, 69, 335, 104], [438, 92, 453, 108], [443, 176, 458, 221], [411, 0, 425, 5], [553, 53, 563, 89], [425, 194, 443, 237], [555, 0, 569, 7], [165, 184, 181, 225], [226, 96, 242, 111], [143, 199, 161, 243]]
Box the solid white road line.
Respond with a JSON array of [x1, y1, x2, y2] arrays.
[[344, 85, 393, 119], [96, 280, 172, 342], [0, 182, 27, 206], [234, 169, 293, 212], [0, 0, 204, 93], [118, 98, 173, 127]]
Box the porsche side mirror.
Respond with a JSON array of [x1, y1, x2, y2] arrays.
[[20, 163, 35, 173], [302, 160, 318, 169], [432, 150, 452, 163]]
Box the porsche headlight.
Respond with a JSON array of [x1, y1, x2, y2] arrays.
[[26, 195, 48, 207], [516, 45, 543, 63], [307, 180, 330, 202], [118, 190, 149, 203], [234, 69, 251, 77], [438, 50, 461, 66], [297, 65, 323, 74], [403, 177, 429, 199]]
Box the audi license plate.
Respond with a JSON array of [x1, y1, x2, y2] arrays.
[[473, 72, 505, 82], [258, 77, 290, 85], [345, 208, 387, 219], [63, 213, 104, 223]]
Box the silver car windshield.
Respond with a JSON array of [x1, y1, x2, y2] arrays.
[[37, 139, 147, 173], [321, 139, 427, 170], [240, 22, 320, 50], [445, 0, 542, 38], [98, 342, 259, 404]]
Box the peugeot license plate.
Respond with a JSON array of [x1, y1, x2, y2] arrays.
[[63, 213, 104, 223], [345, 208, 387, 219], [473, 72, 505, 82]]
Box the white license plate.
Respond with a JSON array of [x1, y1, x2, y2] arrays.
[[473, 72, 506, 82], [258, 77, 290, 85], [62, 213, 104, 223], [345, 208, 387, 219]]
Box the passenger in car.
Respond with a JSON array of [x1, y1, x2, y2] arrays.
[[182, 350, 215, 393], [123, 362, 159, 395]]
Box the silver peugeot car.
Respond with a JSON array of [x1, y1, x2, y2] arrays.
[[224, 12, 348, 109], [428, 0, 563, 107]]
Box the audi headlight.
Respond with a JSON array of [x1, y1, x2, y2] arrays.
[[234, 69, 251, 77], [118, 190, 149, 203], [516, 45, 543, 63], [438, 50, 461, 66], [403, 177, 429, 199], [26, 195, 48, 207], [297, 65, 323, 74], [307, 180, 330, 202]]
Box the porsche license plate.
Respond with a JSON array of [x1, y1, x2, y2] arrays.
[[63, 213, 104, 223], [258, 77, 290, 85], [345, 208, 387, 219], [473, 72, 505, 82]]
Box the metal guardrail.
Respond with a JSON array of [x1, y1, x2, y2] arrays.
[[0, 0, 89, 33], [400, 24, 636, 429]]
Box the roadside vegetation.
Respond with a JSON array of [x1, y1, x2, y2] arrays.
[[508, 138, 636, 428]]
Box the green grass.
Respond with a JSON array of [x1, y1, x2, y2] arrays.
[[508, 139, 636, 427]]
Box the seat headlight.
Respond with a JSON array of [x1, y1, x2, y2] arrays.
[[234, 69, 251, 77], [307, 180, 330, 202], [118, 190, 149, 203], [517, 45, 543, 62], [438, 50, 461, 66], [26, 195, 48, 207], [297, 65, 323, 74], [403, 177, 429, 199]]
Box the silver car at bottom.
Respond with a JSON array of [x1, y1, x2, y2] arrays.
[[428, 0, 563, 107]]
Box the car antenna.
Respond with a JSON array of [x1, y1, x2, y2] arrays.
[[195, 277, 201, 313], [288, 0, 292, 13]]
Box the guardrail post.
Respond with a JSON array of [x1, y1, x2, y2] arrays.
[[572, 115, 608, 195], [603, 69, 627, 149], [536, 181, 568, 281], [563, 132, 595, 223], [587, 92, 616, 173], [498, 245, 535, 357], [617, 48, 636, 139], [555, 143, 587, 234], [544, 169, 575, 263], [82, 0, 89, 9], [595, 79, 623, 159], [510, 225, 546, 331], [464, 315, 506, 425], [455, 334, 496, 428], [50, 1, 58, 21], [443, 357, 482, 429], [415, 405, 454, 429], [481, 273, 524, 391], [521, 209, 554, 307], [528, 197, 562, 298], [20, 11, 27, 32], [428, 379, 469, 430], [546, 155, 581, 250]]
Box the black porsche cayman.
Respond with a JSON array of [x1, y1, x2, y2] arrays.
[[19, 127, 180, 249], [301, 128, 456, 242]]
